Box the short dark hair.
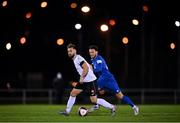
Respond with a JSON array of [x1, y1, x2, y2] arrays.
[[67, 43, 77, 50], [89, 45, 98, 51]]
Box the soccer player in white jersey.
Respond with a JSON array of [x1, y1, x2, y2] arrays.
[[59, 43, 116, 116]]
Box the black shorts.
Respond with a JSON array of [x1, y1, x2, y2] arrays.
[[74, 81, 97, 96]]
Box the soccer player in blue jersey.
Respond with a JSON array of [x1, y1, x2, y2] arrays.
[[88, 45, 139, 115]]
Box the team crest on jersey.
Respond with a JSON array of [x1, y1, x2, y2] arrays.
[[97, 60, 102, 64]]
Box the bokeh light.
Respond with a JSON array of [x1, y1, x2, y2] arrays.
[[41, 1, 47, 8], [142, 5, 149, 12], [75, 23, 82, 30], [81, 5, 90, 13], [109, 19, 116, 26], [25, 12, 32, 19], [122, 37, 129, 45], [70, 3, 77, 9], [175, 21, 180, 27], [20, 37, 26, 45], [2, 0, 7, 7], [6, 43, 12, 50], [132, 19, 139, 25], [100, 24, 109, 32], [170, 42, 176, 50], [57, 38, 64, 46]]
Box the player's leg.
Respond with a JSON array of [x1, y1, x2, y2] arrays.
[[66, 88, 82, 113], [116, 92, 135, 107], [105, 77, 135, 107], [116, 92, 139, 115], [87, 82, 116, 116], [90, 95, 116, 116], [59, 83, 83, 116], [106, 77, 139, 115], [90, 89, 105, 110], [88, 86, 105, 112]]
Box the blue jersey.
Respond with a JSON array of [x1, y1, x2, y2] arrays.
[[91, 55, 121, 93], [91, 55, 112, 78]]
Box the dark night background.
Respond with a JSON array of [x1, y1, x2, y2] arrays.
[[0, 0, 179, 90]]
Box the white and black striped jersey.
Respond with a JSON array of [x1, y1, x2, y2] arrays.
[[73, 54, 97, 82]]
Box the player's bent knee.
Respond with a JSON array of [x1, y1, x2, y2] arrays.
[[90, 96, 97, 104], [116, 92, 124, 99], [70, 89, 82, 96]]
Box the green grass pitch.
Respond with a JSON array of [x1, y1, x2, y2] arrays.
[[0, 105, 180, 122]]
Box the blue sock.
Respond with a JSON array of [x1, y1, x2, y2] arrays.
[[122, 96, 135, 107]]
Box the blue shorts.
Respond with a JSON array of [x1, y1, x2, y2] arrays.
[[97, 76, 121, 94]]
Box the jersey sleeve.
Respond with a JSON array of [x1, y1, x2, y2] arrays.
[[77, 55, 85, 67], [93, 59, 103, 73]]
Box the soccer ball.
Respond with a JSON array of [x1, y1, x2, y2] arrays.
[[78, 107, 88, 117]]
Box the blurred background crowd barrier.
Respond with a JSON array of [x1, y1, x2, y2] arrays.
[[0, 89, 180, 105]]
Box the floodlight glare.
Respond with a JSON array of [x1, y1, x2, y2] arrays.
[[175, 21, 180, 27], [6, 43, 12, 50], [81, 6, 90, 13], [75, 23, 82, 30], [100, 24, 109, 32]]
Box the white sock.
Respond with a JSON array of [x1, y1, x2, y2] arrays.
[[66, 96, 76, 113], [97, 98, 114, 109], [132, 105, 137, 109]]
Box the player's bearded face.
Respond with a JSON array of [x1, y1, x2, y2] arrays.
[[67, 48, 76, 58], [89, 49, 97, 58]]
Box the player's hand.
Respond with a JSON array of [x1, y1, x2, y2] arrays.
[[71, 81, 78, 87]]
